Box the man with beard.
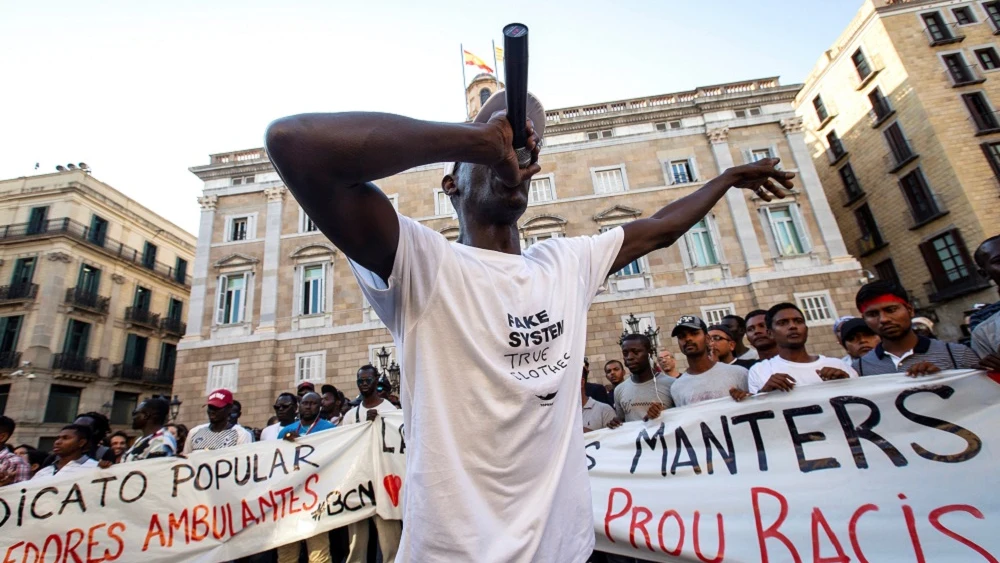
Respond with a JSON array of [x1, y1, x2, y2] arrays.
[[320, 384, 340, 421], [183, 389, 253, 453], [745, 303, 858, 396], [654, 349, 681, 378], [744, 309, 779, 360], [854, 281, 979, 376], [668, 316, 748, 407], [838, 317, 880, 364], [720, 314, 757, 361], [609, 334, 674, 425], [261, 393, 298, 441], [603, 359, 626, 397]]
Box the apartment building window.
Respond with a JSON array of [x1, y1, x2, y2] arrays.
[[868, 88, 893, 123], [110, 392, 139, 426], [76, 264, 101, 297], [296, 351, 326, 385], [301, 264, 325, 315], [27, 206, 48, 235], [174, 258, 188, 284], [669, 120, 681, 129], [884, 122, 915, 165], [763, 205, 809, 256], [986, 1, 1000, 30], [943, 53, 981, 85], [587, 130, 613, 141], [435, 190, 455, 216], [953, 6, 976, 24], [683, 218, 720, 267], [962, 92, 1000, 132], [920, 229, 976, 289], [133, 286, 151, 312], [528, 176, 556, 203], [123, 333, 148, 369], [0, 316, 23, 366], [159, 343, 177, 378], [11, 257, 35, 289], [899, 169, 941, 223], [207, 360, 239, 392], [0, 384, 8, 416], [735, 107, 762, 118], [750, 148, 775, 162], [981, 141, 1000, 180], [795, 291, 837, 326], [168, 298, 183, 322], [591, 165, 628, 195], [668, 159, 697, 184], [852, 48, 873, 81], [813, 95, 829, 123], [216, 273, 249, 325], [89, 215, 108, 246], [854, 204, 885, 250], [229, 217, 248, 241], [975, 47, 1000, 70], [62, 319, 91, 358], [700, 305, 735, 326], [922, 12, 956, 44], [43, 385, 81, 423], [142, 242, 157, 269], [827, 131, 847, 159], [875, 259, 901, 286], [231, 175, 255, 186], [299, 208, 319, 233], [839, 163, 864, 200]]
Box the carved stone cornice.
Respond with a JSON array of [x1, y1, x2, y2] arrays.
[[47, 251, 72, 263], [706, 128, 730, 144], [112, 274, 126, 284], [780, 117, 804, 135], [263, 186, 286, 203], [197, 195, 218, 210]]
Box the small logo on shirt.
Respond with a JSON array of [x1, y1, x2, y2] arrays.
[[536, 391, 558, 407]]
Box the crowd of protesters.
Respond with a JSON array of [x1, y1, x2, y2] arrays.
[[0, 235, 996, 563]]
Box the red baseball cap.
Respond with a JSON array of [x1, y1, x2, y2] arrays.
[[297, 381, 315, 391], [206, 389, 233, 408]]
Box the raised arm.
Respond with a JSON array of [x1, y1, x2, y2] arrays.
[[264, 112, 533, 281], [610, 159, 794, 275]]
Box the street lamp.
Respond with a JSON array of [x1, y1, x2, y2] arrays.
[[169, 395, 183, 421], [376, 346, 391, 373], [388, 362, 401, 394], [618, 313, 660, 352]]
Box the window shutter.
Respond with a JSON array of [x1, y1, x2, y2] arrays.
[[763, 207, 784, 255], [743, 149, 753, 164], [689, 156, 700, 182], [239, 272, 249, 322], [664, 161, 675, 185], [919, 238, 948, 290], [216, 275, 228, 324], [949, 229, 978, 282], [789, 204, 813, 253], [981, 143, 1000, 180], [769, 144, 782, 169], [680, 233, 697, 267], [707, 214, 726, 263]]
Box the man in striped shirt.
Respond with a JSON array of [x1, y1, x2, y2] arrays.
[[183, 389, 253, 454], [853, 281, 980, 376], [0, 416, 30, 485]]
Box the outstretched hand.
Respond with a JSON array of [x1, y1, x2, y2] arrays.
[[727, 158, 795, 201], [484, 111, 542, 188]]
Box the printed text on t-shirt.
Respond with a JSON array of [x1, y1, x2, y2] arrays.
[[507, 310, 565, 347]]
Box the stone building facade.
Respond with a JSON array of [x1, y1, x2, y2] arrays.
[[0, 168, 196, 447], [794, 0, 1000, 341], [175, 76, 864, 429]]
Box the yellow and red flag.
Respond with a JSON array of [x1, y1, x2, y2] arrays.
[[463, 50, 494, 73]]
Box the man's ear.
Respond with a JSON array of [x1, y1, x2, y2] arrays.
[[441, 174, 458, 197]]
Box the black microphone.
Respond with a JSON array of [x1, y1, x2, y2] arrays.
[[503, 23, 530, 167]]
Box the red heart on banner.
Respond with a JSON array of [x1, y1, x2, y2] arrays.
[[383, 474, 402, 507]]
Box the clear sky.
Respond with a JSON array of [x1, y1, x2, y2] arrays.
[[0, 0, 861, 235]]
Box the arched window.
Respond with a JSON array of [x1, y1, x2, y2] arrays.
[[479, 88, 492, 106]]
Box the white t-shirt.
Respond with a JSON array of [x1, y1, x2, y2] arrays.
[[260, 422, 283, 441], [351, 214, 623, 563], [32, 456, 98, 481], [738, 348, 760, 361], [182, 423, 254, 454], [748, 355, 860, 394], [342, 398, 398, 425]]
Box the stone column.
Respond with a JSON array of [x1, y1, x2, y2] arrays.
[[781, 117, 852, 262], [185, 195, 217, 340], [257, 186, 285, 333], [708, 128, 767, 272], [98, 273, 127, 375]]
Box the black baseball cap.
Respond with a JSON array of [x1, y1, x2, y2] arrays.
[[841, 317, 876, 341], [672, 315, 708, 337], [707, 324, 736, 341]]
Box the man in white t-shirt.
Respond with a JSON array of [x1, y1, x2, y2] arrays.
[[183, 389, 254, 454], [265, 89, 793, 562], [744, 303, 858, 396], [32, 424, 98, 481]]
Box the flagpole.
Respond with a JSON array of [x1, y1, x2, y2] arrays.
[[492, 40, 501, 92], [460, 43, 470, 120]]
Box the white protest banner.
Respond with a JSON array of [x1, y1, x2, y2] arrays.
[[590, 369, 1000, 562], [1, 370, 999, 562]]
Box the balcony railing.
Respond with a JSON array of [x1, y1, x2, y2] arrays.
[[113, 364, 173, 386], [969, 109, 1000, 135], [161, 316, 187, 336], [903, 205, 948, 230], [0, 283, 38, 303], [65, 287, 110, 314], [0, 351, 21, 370], [52, 353, 100, 374], [945, 63, 986, 87], [868, 99, 895, 127], [125, 307, 160, 329], [0, 218, 191, 287], [924, 22, 965, 46]]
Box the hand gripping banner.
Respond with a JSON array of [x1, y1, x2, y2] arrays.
[[2, 370, 999, 562]]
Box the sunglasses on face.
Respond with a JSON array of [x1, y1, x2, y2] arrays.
[[709, 335, 732, 342], [357, 377, 375, 384]]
